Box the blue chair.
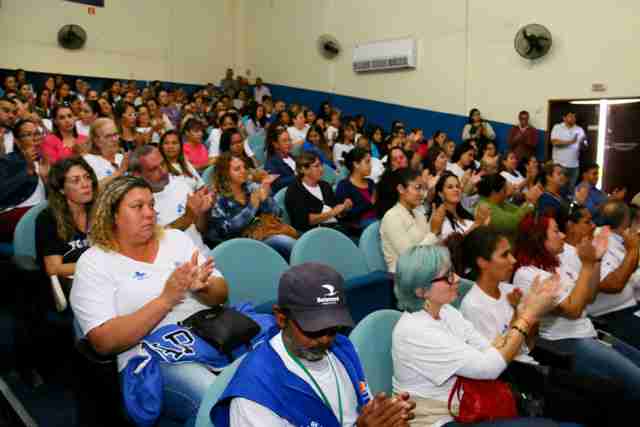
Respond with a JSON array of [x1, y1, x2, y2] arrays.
[[349, 310, 401, 395], [201, 165, 215, 187], [248, 135, 266, 166], [194, 355, 245, 427], [290, 227, 394, 322], [273, 188, 291, 226], [358, 221, 387, 273], [321, 164, 337, 186], [209, 239, 288, 307], [290, 227, 369, 280]]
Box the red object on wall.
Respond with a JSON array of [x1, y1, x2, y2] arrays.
[[88, 7, 96, 15]]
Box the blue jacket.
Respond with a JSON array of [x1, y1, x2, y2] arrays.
[[264, 155, 296, 193], [0, 147, 40, 211], [335, 178, 376, 226], [577, 182, 607, 225], [211, 327, 371, 427], [121, 304, 276, 427], [303, 141, 335, 168]]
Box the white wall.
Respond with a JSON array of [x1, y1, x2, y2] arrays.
[[0, 0, 235, 84], [243, 0, 640, 127]]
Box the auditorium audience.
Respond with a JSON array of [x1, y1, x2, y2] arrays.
[[219, 128, 257, 170], [264, 125, 297, 193], [392, 244, 560, 427], [287, 110, 310, 148], [461, 108, 496, 151], [70, 176, 227, 422], [537, 162, 575, 223], [35, 157, 96, 290], [500, 150, 526, 192], [210, 152, 296, 259], [41, 105, 87, 164], [75, 100, 98, 137], [182, 118, 210, 172], [0, 118, 48, 242], [513, 210, 640, 400], [129, 145, 213, 252], [587, 200, 640, 349], [333, 123, 357, 168], [285, 152, 352, 233], [446, 141, 477, 185], [245, 103, 267, 137], [576, 162, 626, 225], [211, 263, 415, 426], [521, 155, 540, 194], [158, 130, 204, 190], [380, 168, 438, 272], [335, 147, 377, 233], [115, 102, 136, 152], [506, 110, 538, 162], [550, 111, 585, 195]]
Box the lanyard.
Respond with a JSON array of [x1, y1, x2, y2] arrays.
[[285, 346, 344, 426]]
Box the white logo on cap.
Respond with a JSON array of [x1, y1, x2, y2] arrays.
[[317, 283, 340, 305]]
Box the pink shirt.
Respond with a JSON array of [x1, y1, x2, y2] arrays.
[[183, 142, 209, 170], [41, 134, 87, 164]]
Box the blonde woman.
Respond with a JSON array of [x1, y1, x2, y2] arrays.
[[70, 176, 228, 422], [82, 118, 128, 183]]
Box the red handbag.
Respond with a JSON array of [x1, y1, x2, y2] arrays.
[[447, 377, 518, 423]]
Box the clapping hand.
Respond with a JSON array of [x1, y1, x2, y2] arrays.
[[592, 226, 610, 260], [185, 251, 215, 292], [356, 392, 415, 427], [474, 203, 491, 227], [520, 274, 561, 321], [574, 185, 589, 206]]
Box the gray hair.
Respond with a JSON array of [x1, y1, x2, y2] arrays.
[[395, 245, 452, 312], [128, 144, 158, 174]]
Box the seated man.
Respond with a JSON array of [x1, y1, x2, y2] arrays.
[[577, 162, 626, 225], [211, 263, 415, 426], [129, 145, 213, 252]]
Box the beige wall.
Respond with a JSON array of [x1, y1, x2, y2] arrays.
[[244, 0, 640, 127], [0, 0, 235, 84]]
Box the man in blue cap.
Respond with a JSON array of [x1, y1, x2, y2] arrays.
[[211, 262, 415, 426]]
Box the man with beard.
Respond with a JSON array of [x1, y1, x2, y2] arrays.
[[212, 263, 416, 427], [129, 145, 213, 252]]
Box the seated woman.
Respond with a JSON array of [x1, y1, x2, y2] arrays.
[[36, 157, 96, 294], [209, 153, 296, 259], [500, 150, 526, 192], [374, 147, 411, 219], [537, 162, 572, 223], [286, 110, 309, 149], [392, 244, 561, 427], [75, 100, 99, 137], [335, 147, 377, 233], [429, 171, 490, 240], [182, 118, 210, 172], [477, 174, 542, 243], [303, 124, 334, 168], [369, 125, 384, 159], [115, 102, 137, 152], [458, 226, 626, 426], [219, 127, 257, 170], [158, 130, 204, 190], [446, 141, 476, 181], [245, 103, 267, 137], [264, 125, 297, 193], [332, 123, 357, 169], [513, 211, 640, 402], [82, 118, 127, 183], [70, 176, 228, 423], [520, 155, 540, 195], [0, 119, 48, 243], [41, 105, 87, 164], [284, 152, 352, 233], [380, 168, 438, 273]]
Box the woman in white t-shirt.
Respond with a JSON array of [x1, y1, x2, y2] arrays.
[[82, 118, 127, 183], [332, 124, 357, 168], [513, 210, 640, 401], [392, 244, 560, 427], [286, 111, 309, 148], [458, 225, 630, 425], [70, 176, 228, 422], [429, 171, 488, 240], [158, 130, 204, 191], [500, 151, 526, 192]]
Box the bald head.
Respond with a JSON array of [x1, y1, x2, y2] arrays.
[[601, 200, 630, 231]]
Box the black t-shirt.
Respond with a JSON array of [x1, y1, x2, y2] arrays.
[[35, 207, 90, 271]]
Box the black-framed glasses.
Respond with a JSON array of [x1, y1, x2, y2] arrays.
[[431, 269, 456, 286], [291, 318, 341, 339]]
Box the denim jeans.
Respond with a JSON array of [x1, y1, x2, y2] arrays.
[[159, 362, 217, 421], [263, 234, 296, 261], [549, 336, 640, 401]]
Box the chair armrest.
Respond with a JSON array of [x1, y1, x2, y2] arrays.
[[50, 275, 68, 312]]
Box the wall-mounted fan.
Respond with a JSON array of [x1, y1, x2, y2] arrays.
[[317, 34, 341, 60], [514, 24, 552, 60], [57, 24, 87, 50]]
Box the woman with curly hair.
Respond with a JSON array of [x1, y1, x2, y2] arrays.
[[70, 176, 228, 423]]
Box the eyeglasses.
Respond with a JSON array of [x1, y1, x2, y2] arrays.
[[431, 269, 456, 286], [291, 318, 340, 339]]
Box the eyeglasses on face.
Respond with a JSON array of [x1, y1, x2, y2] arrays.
[[430, 269, 456, 286]]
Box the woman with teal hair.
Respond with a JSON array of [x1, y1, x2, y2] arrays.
[[391, 244, 565, 427]]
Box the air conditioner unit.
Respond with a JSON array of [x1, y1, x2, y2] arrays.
[[353, 37, 417, 73]]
